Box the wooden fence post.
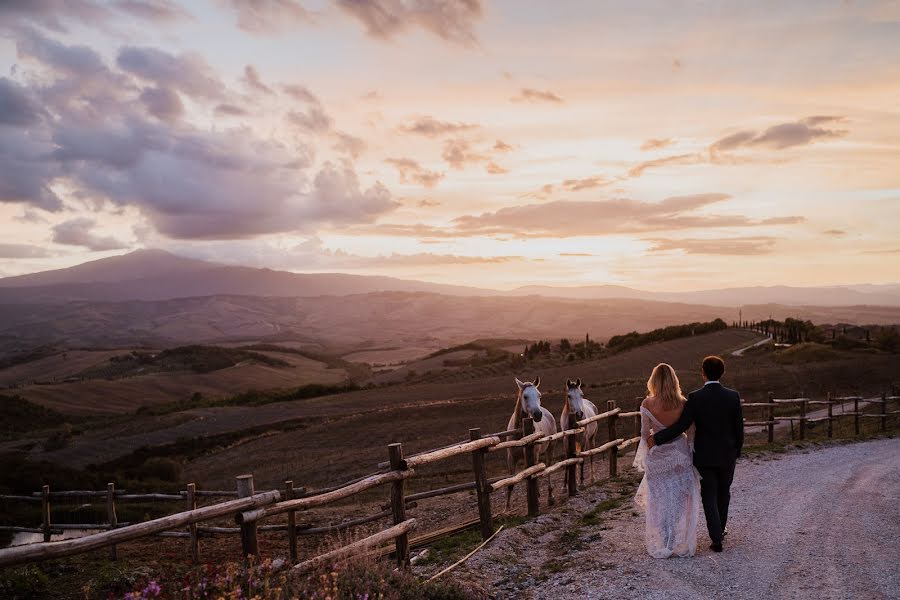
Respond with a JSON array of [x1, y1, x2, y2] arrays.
[[107, 483, 118, 560], [854, 396, 860, 435], [881, 392, 887, 432], [469, 428, 493, 540], [41, 485, 51, 543], [186, 483, 199, 564], [285, 480, 298, 564], [522, 418, 540, 517], [827, 392, 833, 439], [767, 392, 775, 443], [565, 418, 578, 498], [799, 399, 806, 440], [607, 400, 618, 478], [236, 475, 259, 559], [388, 443, 410, 568]]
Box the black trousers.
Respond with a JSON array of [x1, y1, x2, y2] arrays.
[[696, 461, 736, 545]]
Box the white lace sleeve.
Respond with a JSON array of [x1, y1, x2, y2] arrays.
[[686, 423, 696, 452], [633, 409, 652, 471]]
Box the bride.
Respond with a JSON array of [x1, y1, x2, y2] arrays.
[[633, 363, 701, 558]]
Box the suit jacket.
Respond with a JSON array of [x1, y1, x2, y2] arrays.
[[653, 382, 744, 467]]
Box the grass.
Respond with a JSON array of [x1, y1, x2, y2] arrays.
[[0, 395, 70, 436], [580, 496, 626, 526]]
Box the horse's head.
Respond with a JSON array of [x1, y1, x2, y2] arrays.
[[515, 376, 543, 422], [566, 378, 586, 422]]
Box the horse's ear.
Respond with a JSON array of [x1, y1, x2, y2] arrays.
[[533, 376, 541, 388], [566, 378, 572, 388], [515, 377, 525, 390], [576, 378, 582, 388]]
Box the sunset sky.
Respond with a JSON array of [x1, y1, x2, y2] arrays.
[[1, 1, 898, 290]]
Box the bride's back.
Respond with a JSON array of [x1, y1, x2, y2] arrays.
[[642, 395, 685, 428]]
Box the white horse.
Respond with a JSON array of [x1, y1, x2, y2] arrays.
[[560, 378, 599, 484], [506, 376, 557, 509]]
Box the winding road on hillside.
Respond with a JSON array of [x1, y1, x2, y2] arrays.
[[459, 437, 900, 599]]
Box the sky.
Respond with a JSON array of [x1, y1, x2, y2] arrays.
[[0, 0, 898, 291]]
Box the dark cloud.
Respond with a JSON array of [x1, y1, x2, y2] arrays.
[[561, 176, 611, 192], [287, 106, 332, 134], [140, 86, 183, 122], [17, 28, 107, 77], [215, 103, 249, 117], [0, 126, 65, 211], [114, 0, 192, 22], [336, 0, 482, 45], [442, 138, 487, 169], [332, 131, 367, 158], [0, 243, 53, 259], [640, 138, 674, 151], [282, 84, 319, 104], [399, 115, 478, 137], [370, 194, 805, 239], [117, 46, 224, 100], [511, 88, 563, 104], [386, 158, 444, 188], [52, 218, 128, 251], [0, 0, 111, 33], [0, 77, 43, 126], [647, 237, 777, 255], [218, 0, 311, 34], [711, 116, 847, 153], [242, 64, 273, 95]]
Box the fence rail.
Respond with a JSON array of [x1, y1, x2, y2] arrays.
[[2, 391, 897, 572]]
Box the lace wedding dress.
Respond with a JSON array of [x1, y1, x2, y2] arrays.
[[633, 406, 701, 558]]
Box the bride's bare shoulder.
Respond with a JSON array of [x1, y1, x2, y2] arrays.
[[641, 395, 656, 409]]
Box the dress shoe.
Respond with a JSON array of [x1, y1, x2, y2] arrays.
[[723, 527, 729, 537], [709, 542, 723, 552]]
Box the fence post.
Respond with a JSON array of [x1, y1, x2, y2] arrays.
[[285, 480, 298, 564], [522, 418, 540, 517], [767, 392, 775, 443], [186, 483, 199, 564], [854, 396, 860, 435], [799, 399, 806, 440], [107, 483, 118, 560], [469, 428, 493, 540], [565, 418, 578, 498], [607, 400, 618, 478], [236, 475, 259, 559], [41, 485, 51, 543], [827, 392, 833, 439], [881, 392, 887, 432], [388, 443, 410, 568]]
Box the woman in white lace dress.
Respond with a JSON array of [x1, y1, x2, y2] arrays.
[[633, 363, 701, 558]]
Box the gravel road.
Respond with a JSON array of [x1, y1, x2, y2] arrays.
[[456, 437, 900, 599]]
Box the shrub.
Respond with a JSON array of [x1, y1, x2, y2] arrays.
[[137, 457, 182, 482], [0, 565, 49, 599]]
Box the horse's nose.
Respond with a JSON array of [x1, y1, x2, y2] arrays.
[[576, 412, 584, 421], [532, 411, 543, 422]]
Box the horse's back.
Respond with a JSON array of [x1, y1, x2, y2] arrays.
[[538, 406, 557, 435]]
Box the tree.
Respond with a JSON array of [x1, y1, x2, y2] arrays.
[[560, 338, 571, 352]]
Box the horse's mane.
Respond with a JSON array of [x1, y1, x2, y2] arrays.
[[511, 388, 523, 429]]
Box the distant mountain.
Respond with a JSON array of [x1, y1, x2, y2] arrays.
[[509, 284, 900, 307], [0, 250, 489, 303]]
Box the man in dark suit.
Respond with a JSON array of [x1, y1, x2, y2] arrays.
[[647, 355, 743, 552]]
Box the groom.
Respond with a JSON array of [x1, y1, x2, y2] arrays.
[[647, 355, 743, 552]]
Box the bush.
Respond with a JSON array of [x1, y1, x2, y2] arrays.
[[0, 565, 49, 599], [137, 457, 182, 482]]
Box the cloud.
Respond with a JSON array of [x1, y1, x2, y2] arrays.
[[386, 158, 444, 188], [336, 0, 483, 46], [140, 86, 183, 121], [114, 0, 192, 22], [824, 229, 847, 236], [117, 46, 224, 100], [511, 88, 563, 103], [442, 138, 487, 169], [561, 176, 611, 192], [371, 193, 806, 239], [399, 115, 478, 137], [0, 243, 53, 259], [17, 28, 108, 77], [218, 0, 311, 34], [52, 218, 128, 250], [647, 236, 777, 255], [485, 161, 508, 175], [417, 198, 440, 207], [0, 77, 43, 126], [628, 153, 702, 177], [332, 131, 367, 158], [286, 106, 332, 134], [640, 138, 674, 151], [282, 84, 319, 104], [214, 103, 248, 117], [493, 140, 513, 152], [710, 116, 847, 153], [242, 64, 273, 95], [0, 0, 111, 33]]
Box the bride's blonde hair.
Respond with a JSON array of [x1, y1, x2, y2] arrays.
[[647, 363, 685, 411]]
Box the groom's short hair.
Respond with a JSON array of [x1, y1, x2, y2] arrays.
[[702, 355, 725, 381]]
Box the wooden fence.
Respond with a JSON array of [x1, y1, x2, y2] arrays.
[[1, 393, 897, 572]]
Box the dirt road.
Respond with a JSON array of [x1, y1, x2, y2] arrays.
[[457, 437, 900, 599]]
